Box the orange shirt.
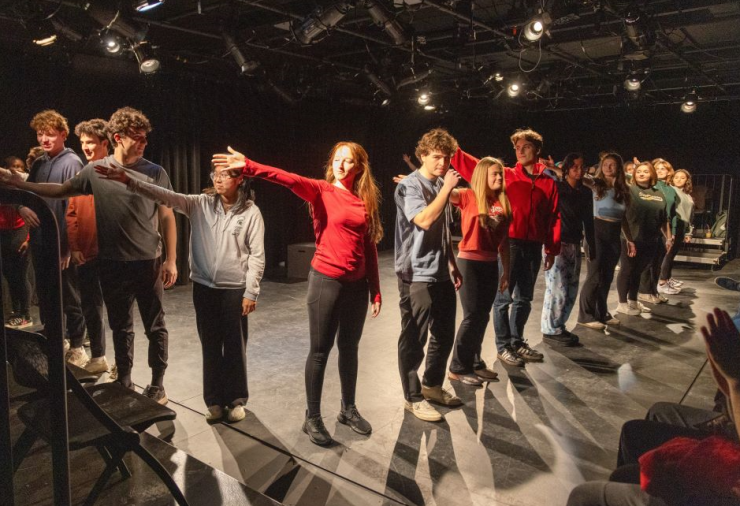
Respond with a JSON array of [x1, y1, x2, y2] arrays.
[[454, 189, 507, 262], [66, 195, 98, 260]]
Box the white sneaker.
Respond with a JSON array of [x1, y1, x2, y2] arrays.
[[227, 405, 246, 423], [66, 346, 89, 368], [616, 302, 640, 316], [657, 283, 680, 295], [404, 399, 443, 422], [85, 356, 110, 374], [638, 293, 657, 304], [578, 321, 606, 330], [629, 300, 651, 313], [421, 385, 463, 406], [668, 278, 684, 287]]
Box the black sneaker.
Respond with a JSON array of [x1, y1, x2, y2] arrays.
[[715, 276, 740, 292], [543, 332, 579, 347], [516, 341, 544, 362], [337, 404, 372, 435], [143, 385, 168, 405], [302, 412, 333, 446], [497, 347, 525, 367]]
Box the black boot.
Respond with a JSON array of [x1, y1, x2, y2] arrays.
[[302, 412, 333, 446], [337, 403, 372, 435]]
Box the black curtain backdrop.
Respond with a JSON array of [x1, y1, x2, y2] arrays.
[[2, 52, 739, 280]]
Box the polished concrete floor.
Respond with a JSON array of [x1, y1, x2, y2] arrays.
[[10, 253, 740, 505]]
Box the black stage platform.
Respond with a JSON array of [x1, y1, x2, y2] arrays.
[[10, 253, 740, 506]]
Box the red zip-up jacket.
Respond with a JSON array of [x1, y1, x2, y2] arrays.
[[451, 148, 561, 256]]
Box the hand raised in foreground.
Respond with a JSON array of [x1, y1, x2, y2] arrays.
[[701, 308, 740, 392], [212, 146, 247, 172], [94, 164, 130, 185]]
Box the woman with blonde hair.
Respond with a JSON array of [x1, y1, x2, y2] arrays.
[[213, 142, 382, 447], [660, 169, 695, 289], [447, 157, 510, 385]]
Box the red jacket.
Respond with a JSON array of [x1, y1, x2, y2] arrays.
[[0, 205, 25, 231], [451, 148, 561, 256]]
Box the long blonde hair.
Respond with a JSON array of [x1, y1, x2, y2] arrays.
[[323, 142, 383, 243], [470, 157, 510, 229]]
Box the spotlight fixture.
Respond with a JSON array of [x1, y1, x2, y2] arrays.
[[623, 4, 654, 60], [381, 97, 391, 107], [417, 92, 431, 105], [103, 35, 122, 54], [51, 19, 83, 42], [507, 83, 521, 97], [363, 66, 392, 97], [365, 0, 407, 45], [522, 12, 551, 42], [292, 2, 349, 45], [222, 33, 260, 76], [33, 34, 57, 46], [494, 72, 504, 82], [87, 4, 148, 43], [132, 44, 160, 73], [681, 91, 698, 113], [135, 0, 165, 12], [623, 74, 641, 91], [423, 104, 436, 111]]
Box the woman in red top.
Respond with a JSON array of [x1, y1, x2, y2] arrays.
[[213, 143, 382, 447], [448, 157, 510, 386]]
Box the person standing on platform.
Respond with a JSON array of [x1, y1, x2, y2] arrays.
[[96, 161, 265, 424], [540, 153, 594, 346], [66, 119, 110, 373], [616, 161, 671, 316], [1, 107, 178, 404], [395, 128, 464, 422], [213, 142, 382, 446], [451, 129, 561, 367], [577, 153, 632, 330], [25, 110, 86, 365], [447, 157, 510, 386]]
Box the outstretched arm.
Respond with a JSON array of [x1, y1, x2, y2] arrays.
[[0, 167, 79, 199]]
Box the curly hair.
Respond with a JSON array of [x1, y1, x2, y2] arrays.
[[75, 118, 108, 142], [30, 109, 69, 136], [323, 142, 383, 244], [652, 158, 675, 184], [509, 128, 543, 152], [673, 169, 693, 195], [107, 107, 152, 142], [415, 128, 459, 163]]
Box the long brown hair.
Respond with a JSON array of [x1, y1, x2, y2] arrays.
[[673, 169, 693, 194], [469, 157, 510, 229], [323, 142, 383, 243], [652, 158, 675, 184], [594, 153, 630, 205]]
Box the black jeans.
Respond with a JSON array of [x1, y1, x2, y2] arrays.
[[305, 269, 369, 417], [397, 278, 456, 402], [31, 241, 86, 345], [193, 282, 249, 408], [579, 219, 622, 324], [659, 227, 685, 281], [98, 257, 168, 388], [0, 227, 30, 316], [77, 258, 106, 358], [450, 258, 497, 374], [493, 239, 541, 352], [616, 239, 658, 303], [639, 238, 667, 296]]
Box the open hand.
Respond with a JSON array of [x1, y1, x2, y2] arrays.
[[95, 164, 130, 184], [701, 308, 740, 390], [212, 146, 247, 172], [162, 259, 177, 288], [0, 167, 24, 186]]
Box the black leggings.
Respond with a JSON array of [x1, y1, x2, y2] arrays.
[[659, 226, 686, 281], [305, 268, 369, 417], [578, 219, 622, 323], [0, 227, 30, 316], [639, 237, 666, 296], [450, 258, 497, 374], [616, 239, 659, 303]]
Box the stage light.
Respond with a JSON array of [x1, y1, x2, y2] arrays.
[[33, 34, 57, 46], [522, 12, 550, 42], [681, 91, 697, 113], [135, 0, 165, 12], [417, 92, 430, 105], [133, 44, 160, 73], [494, 72, 504, 82], [223, 33, 260, 76], [424, 104, 436, 111], [623, 75, 641, 91], [364, 66, 392, 97], [104, 35, 121, 54], [292, 2, 349, 45], [381, 97, 391, 107], [507, 83, 521, 97], [365, 0, 407, 45]]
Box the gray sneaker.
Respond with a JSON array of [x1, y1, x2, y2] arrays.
[[143, 385, 168, 405], [715, 277, 740, 292], [516, 341, 544, 362], [497, 347, 525, 367]]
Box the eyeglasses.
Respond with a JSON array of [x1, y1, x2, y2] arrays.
[[210, 171, 240, 181]]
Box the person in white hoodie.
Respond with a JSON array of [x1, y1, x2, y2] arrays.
[[96, 162, 265, 424]]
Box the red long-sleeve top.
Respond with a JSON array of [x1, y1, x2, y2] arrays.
[[0, 205, 26, 231], [243, 158, 381, 303], [451, 148, 561, 256]]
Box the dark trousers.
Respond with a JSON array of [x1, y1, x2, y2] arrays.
[[616, 239, 658, 303], [31, 242, 86, 345], [659, 227, 685, 281], [77, 258, 106, 358], [98, 257, 168, 388], [567, 481, 666, 506], [305, 269, 369, 416], [0, 227, 31, 316], [450, 258, 497, 375], [493, 239, 541, 352], [192, 282, 248, 408], [639, 238, 667, 296], [578, 219, 622, 324], [397, 278, 456, 402]]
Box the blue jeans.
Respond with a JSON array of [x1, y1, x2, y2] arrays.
[[733, 302, 740, 331], [494, 239, 542, 353], [541, 242, 581, 335]]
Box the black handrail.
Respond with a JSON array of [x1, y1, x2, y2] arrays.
[[0, 187, 69, 506]]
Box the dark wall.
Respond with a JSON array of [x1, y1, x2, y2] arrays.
[[3, 52, 739, 271]]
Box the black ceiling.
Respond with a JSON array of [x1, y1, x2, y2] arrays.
[[2, 0, 740, 112]]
